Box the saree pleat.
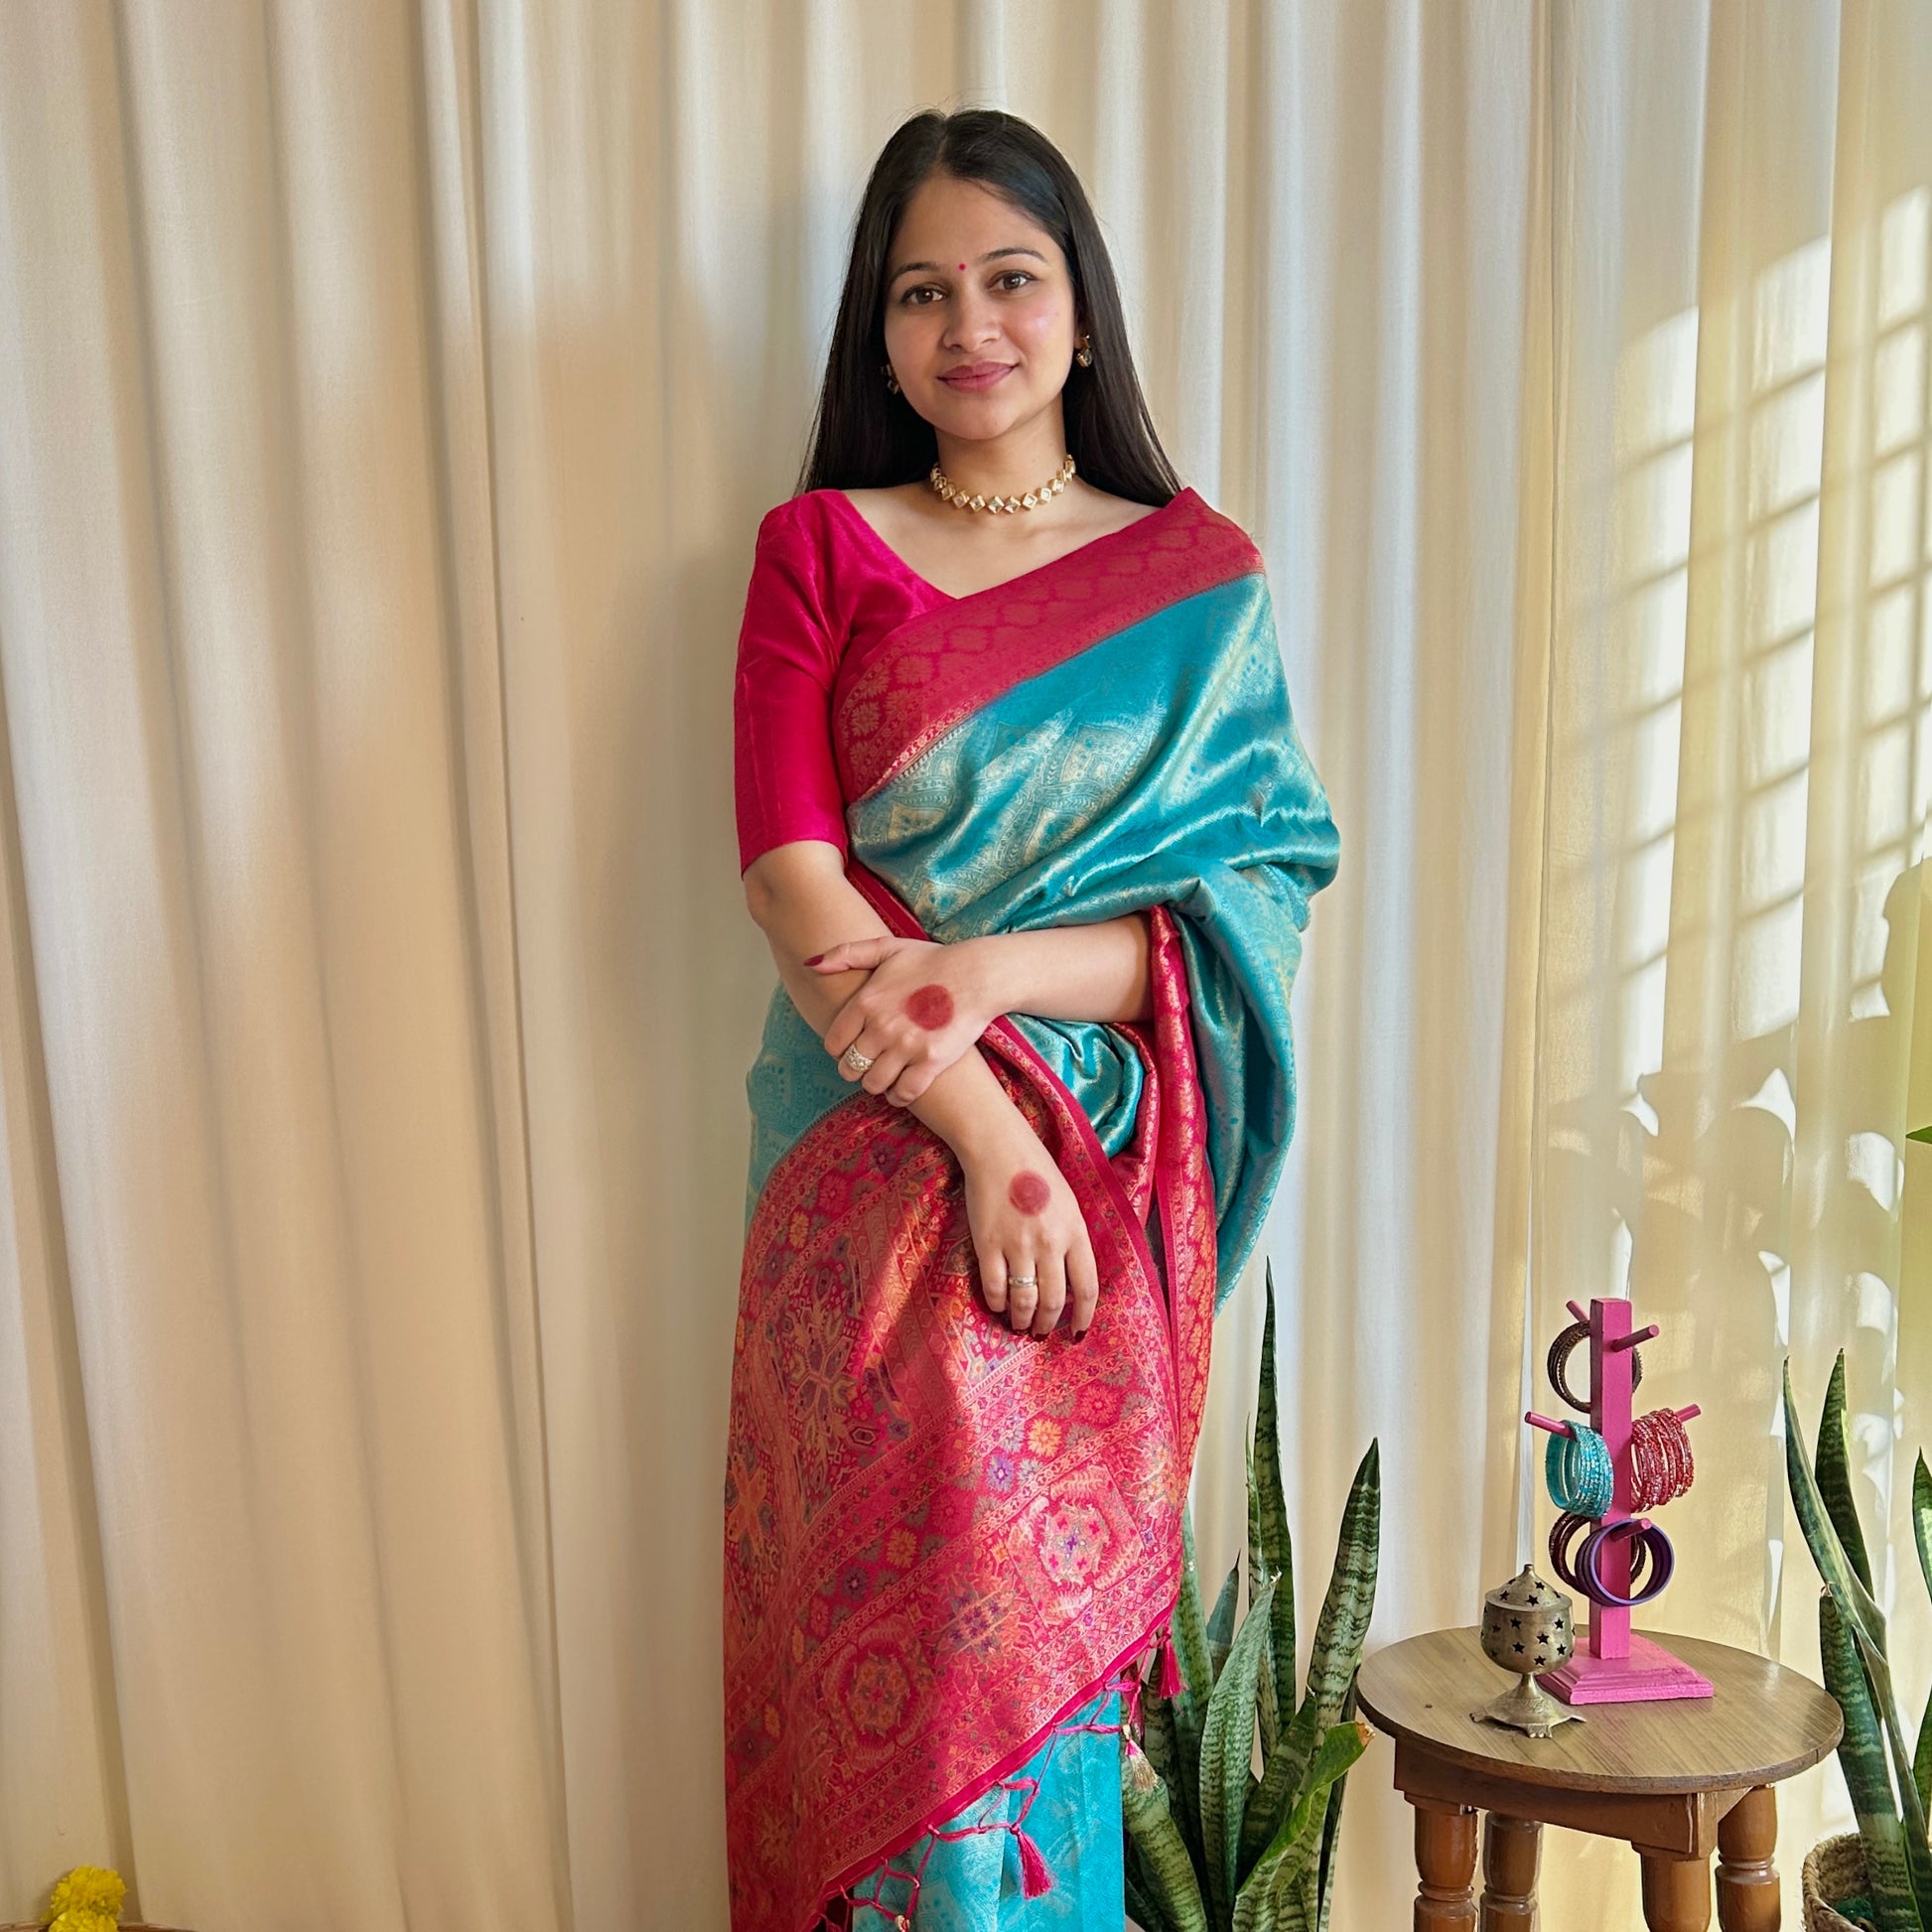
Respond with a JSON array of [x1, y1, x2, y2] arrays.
[[725, 488, 1337, 1932]]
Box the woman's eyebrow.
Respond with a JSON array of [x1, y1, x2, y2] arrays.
[[887, 245, 1047, 283]]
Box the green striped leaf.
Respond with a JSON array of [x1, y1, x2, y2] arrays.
[[1916, 1454, 1932, 1814], [1310, 1784, 1343, 1932], [1916, 1675, 1932, 1834], [1247, 1430, 1265, 1605], [1144, 1678, 1179, 1789], [1127, 1859, 1173, 1932], [1169, 1509, 1214, 1863], [1233, 1722, 1371, 1932], [1256, 1264, 1295, 1584], [1787, 1364, 1931, 1923], [1257, 1264, 1298, 1765], [1122, 1736, 1210, 1932], [1784, 1363, 1888, 1654], [1240, 1444, 1381, 1879], [1816, 1352, 1874, 1592], [1258, 1644, 1281, 1761], [1913, 1453, 1931, 1604], [1311, 1686, 1359, 1932], [1864, 1630, 1932, 1932], [1278, 1863, 1320, 1932], [1208, 1556, 1242, 1685], [1851, 1622, 1932, 1931], [1203, 1576, 1278, 1924], [1820, 1591, 1924, 1932]]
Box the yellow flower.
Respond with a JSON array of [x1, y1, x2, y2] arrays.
[[50, 1913, 120, 1932], [46, 1868, 124, 1923]]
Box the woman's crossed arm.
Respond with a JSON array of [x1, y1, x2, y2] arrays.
[[742, 839, 1151, 1337]]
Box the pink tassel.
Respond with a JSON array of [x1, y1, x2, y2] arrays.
[[1156, 1636, 1184, 1700], [1015, 1828, 1055, 1898]]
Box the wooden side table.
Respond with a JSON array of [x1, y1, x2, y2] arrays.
[[1355, 1629, 1842, 1932]]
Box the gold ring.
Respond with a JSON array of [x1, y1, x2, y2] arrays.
[[842, 1045, 874, 1073]]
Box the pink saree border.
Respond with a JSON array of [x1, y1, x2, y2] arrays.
[[830, 487, 1263, 802], [848, 863, 1217, 1463], [723, 858, 1220, 1932], [806, 866, 1220, 1919]]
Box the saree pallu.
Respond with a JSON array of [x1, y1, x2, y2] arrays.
[[725, 489, 1338, 1932]]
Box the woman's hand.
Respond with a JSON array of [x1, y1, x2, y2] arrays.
[[958, 1120, 1100, 1338], [811, 934, 1003, 1107]]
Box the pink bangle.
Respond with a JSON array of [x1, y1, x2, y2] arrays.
[[1629, 1410, 1695, 1508]]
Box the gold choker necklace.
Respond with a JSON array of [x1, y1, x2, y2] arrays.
[[927, 452, 1075, 514]]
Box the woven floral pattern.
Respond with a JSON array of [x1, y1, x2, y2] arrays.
[[723, 871, 1215, 1932], [830, 487, 1262, 802]]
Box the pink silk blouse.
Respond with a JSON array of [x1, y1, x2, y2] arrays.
[[732, 488, 953, 876]]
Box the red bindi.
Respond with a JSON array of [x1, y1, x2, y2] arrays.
[[904, 984, 954, 1031], [1008, 1170, 1050, 1215]]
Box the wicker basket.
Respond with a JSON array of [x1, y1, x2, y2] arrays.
[[1, 1923, 195, 1931], [1803, 1833, 1875, 1932]]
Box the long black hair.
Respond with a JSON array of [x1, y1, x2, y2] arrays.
[[795, 108, 1181, 507]]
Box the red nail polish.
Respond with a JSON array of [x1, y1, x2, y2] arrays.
[[803, 952, 825, 966], [1072, 1327, 1088, 1342]]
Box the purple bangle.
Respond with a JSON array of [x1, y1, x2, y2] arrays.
[[1580, 1518, 1674, 1607]]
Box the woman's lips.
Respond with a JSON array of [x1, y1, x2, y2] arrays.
[[940, 363, 1016, 390]]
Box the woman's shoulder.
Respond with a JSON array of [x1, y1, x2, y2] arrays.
[[1170, 484, 1267, 577], [754, 487, 848, 541]]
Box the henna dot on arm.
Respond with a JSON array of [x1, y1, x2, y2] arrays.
[[904, 984, 955, 1031], [1008, 1170, 1051, 1215]]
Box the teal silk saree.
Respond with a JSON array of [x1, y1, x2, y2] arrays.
[[725, 485, 1338, 1931]]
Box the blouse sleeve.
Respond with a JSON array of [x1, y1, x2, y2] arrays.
[[733, 498, 850, 875]]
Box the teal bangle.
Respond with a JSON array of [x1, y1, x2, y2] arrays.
[[1544, 1425, 1614, 1518]]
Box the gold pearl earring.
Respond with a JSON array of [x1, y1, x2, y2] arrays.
[[883, 361, 901, 394], [1074, 336, 1094, 367]]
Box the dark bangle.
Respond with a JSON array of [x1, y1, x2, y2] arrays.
[[1547, 1318, 1644, 1414], [1547, 1511, 1597, 1594]]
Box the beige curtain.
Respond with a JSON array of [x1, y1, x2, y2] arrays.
[[1, 3, 1927, 1928]]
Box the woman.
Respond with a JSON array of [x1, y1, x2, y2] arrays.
[[725, 107, 1338, 1932]]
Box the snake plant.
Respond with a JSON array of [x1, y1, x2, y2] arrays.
[[1783, 1352, 1932, 1932], [1123, 1260, 1381, 1932]]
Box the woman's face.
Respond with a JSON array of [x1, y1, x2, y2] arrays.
[[880, 174, 1079, 446]]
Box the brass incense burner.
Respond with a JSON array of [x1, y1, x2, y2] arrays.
[[1470, 1565, 1584, 1737]]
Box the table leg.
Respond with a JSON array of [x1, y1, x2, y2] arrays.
[[1480, 1815, 1541, 1930], [1717, 1787, 1778, 1932], [1414, 1797, 1478, 1932], [1639, 1849, 1713, 1932]]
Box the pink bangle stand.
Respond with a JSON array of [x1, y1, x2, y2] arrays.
[[1525, 1297, 1713, 1706]]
